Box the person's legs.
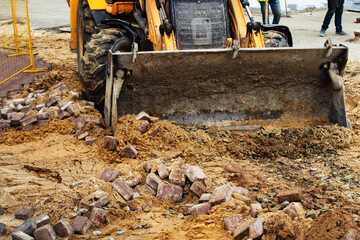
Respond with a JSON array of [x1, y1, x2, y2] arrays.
[[321, 7, 336, 31], [269, 0, 281, 24], [259, 1, 267, 24], [334, 0, 344, 33]]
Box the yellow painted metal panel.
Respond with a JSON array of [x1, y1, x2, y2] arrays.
[[88, 0, 106, 10]]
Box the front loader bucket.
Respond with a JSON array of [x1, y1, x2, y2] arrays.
[[105, 46, 349, 129]]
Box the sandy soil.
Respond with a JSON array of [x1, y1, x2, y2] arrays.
[[1, 8, 360, 240]]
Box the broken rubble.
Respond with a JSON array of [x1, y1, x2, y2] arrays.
[[136, 120, 149, 134], [125, 176, 142, 187], [142, 184, 156, 196], [232, 187, 250, 197], [53, 219, 74, 237], [135, 111, 150, 121], [77, 131, 89, 140], [69, 180, 85, 189], [199, 193, 212, 203], [85, 136, 97, 145], [169, 166, 186, 186]]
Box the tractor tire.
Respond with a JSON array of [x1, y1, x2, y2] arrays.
[[263, 30, 289, 48], [79, 28, 132, 107], [76, 0, 97, 72]]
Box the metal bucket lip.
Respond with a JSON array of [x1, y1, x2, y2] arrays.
[[110, 45, 348, 56]]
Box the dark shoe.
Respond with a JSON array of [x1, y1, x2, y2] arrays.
[[336, 31, 348, 35], [320, 29, 326, 37]]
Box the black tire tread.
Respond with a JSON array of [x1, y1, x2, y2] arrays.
[[263, 30, 289, 48], [79, 28, 130, 106]]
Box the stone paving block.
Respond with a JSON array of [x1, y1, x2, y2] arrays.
[[100, 168, 119, 182], [59, 101, 72, 112], [35, 104, 45, 111], [199, 193, 212, 203], [73, 216, 91, 235], [9, 112, 25, 126], [89, 208, 107, 224], [69, 181, 85, 189], [185, 166, 206, 182], [11, 231, 34, 240], [283, 202, 305, 219], [209, 184, 233, 206], [149, 126, 160, 137], [13, 98, 25, 106], [144, 162, 152, 172], [14, 206, 35, 220], [75, 115, 86, 129], [125, 176, 142, 187], [1, 108, 10, 118], [135, 111, 150, 121], [0, 222, 5, 236], [190, 203, 210, 218], [0, 120, 11, 128], [66, 103, 81, 116], [20, 116, 37, 127], [136, 120, 149, 134], [169, 167, 186, 186], [112, 179, 134, 200], [58, 111, 70, 120], [81, 191, 110, 210], [146, 173, 162, 191], [21, 124, 34, 131], [156, 183, 183, 200], [104, 136, 118, 151], [277, 190, 302, 203], [33, 224, 57, 240], [36, 120, 51, 126], [34, 215, 51, 227], [234, 220, 252, 240], [142, 184, 157, 196], [51, 82, 68, 91], [14, 218, 37, 236], [78, 131, 89, 140], [157, 163, 169, 179], [45, 96, 61, 107], [84, 115, 100, 124], [25, 98, 35, 105], [85, 136, 97, 145], [190, 181, 206, 197], [250, 202, 263, 218], [19, 105, 33, 113], [122, 145, 138, 159], [53, 219, 74, 237], [224, 214, 245, 234], [36, 111, 49, 120], [249, 217, 266, 239], [232, 187, 250, 197]]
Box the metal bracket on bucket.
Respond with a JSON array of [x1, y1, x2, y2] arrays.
[[105, 50, 125, 133]]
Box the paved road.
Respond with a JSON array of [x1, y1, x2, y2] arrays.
[[28, 0, 70, 29]]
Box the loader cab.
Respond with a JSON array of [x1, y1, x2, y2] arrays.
[[170, 0, 231, 49]]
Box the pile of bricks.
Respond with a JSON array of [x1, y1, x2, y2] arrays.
[[0, 82, 100, 144], [10, 206, 81, 240]]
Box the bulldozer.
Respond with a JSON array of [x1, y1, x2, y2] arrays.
[[67, 0, 350, 131]]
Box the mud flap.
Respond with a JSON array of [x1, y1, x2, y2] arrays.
[[106, 46, 349, 128]]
